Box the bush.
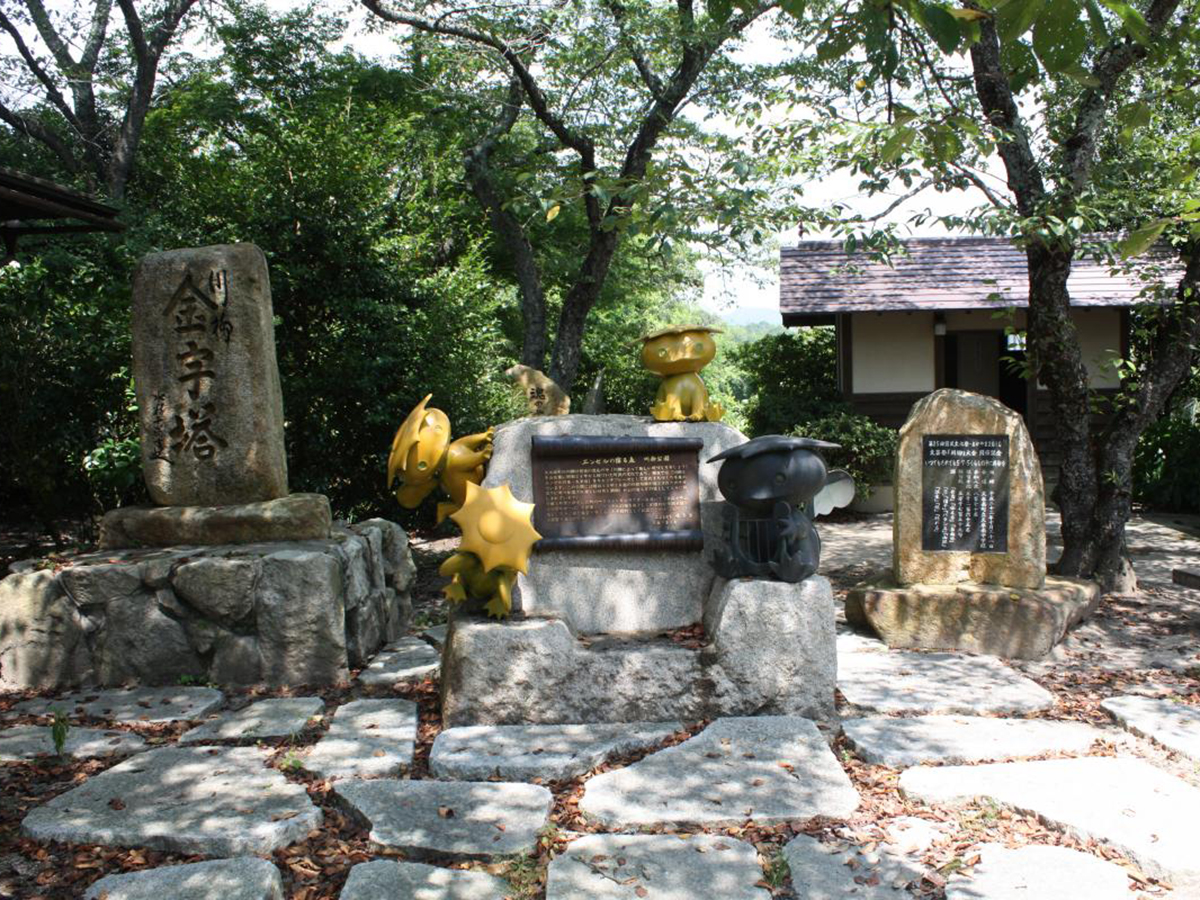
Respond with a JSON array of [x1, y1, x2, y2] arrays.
[[733, 328, 843, 436], [793, 411, 898, 498], [1133, 406, 1200, 512]]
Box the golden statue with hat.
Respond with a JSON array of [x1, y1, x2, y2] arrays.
[[639, 325, 724, 422]]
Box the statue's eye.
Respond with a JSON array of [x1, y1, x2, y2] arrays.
[[658, 347, 668, 357], [693, 341, 704, 353], [417, 461, 428, 471], [774, 472, 786, 484]]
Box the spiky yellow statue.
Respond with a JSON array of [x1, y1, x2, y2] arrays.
[[441, 482, 542, 618], [640, 325, 724, 422], [387, 394, 494, 523]]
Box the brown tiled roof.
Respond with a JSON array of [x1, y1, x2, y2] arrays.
[[780, 236, 1178, 321]]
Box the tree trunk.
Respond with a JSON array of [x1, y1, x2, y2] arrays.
[[548, 229, 620, 393]]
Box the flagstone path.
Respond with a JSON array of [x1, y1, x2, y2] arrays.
[[3, 512, 1200, 898]]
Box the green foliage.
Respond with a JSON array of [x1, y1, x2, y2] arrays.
[[733, 328, 843, 436], [795, 411, 899, 494], [1133, 406, 1200, 512], [50, 710, 69, 758]]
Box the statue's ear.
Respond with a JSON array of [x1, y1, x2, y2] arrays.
[[812, 469, 855, 517]]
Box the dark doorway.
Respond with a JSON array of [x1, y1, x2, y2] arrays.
[[944, 330, 1028, 417]]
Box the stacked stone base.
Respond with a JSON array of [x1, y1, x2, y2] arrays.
[[0, 518, 415, 689], [441, 576, 836, 726], [844, 572, 1100, 660]]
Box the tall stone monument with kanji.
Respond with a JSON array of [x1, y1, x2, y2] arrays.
[[132, 243, 288, 506]]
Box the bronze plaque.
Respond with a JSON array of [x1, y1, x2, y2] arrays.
[[531, 435, 703, 551]]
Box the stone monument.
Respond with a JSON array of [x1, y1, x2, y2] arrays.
[[440, 414, 837, 725], [845, 389, 1099, 660], [0, 244, 414, 689]]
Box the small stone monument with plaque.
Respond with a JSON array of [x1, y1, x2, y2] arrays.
[[441, 414, 838, 726], [0, 244, 414, 690], [845, 388, 1099, 660]]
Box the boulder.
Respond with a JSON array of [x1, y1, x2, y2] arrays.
[[256, 549, 346, 685], [171, 557, 259, 623], [893, 389, 1045, 589], [0, 570, 86, 689]]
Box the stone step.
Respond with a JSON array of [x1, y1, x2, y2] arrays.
[[180, 697, 323, 744], [946, 844, 1131, 900], [357, 636, 440, 686], [0, 725, 146, 762], [82, 858, 284, 900], [10, 687, 224, 723], [303, 698, 417, 779], [335, 779, 551, 859], [900, 756, 1200, 892], [430, 721, 681, 781], [842, 715, 1110, 768], [838, 650, 1055, 715], [580, 716, 859, 828], [1101, 694, 1200, 762], [545, 833, 770, 900], [22, 745, 321, 856], [784, 832, 922, 898], [339, 860, 509, 899]]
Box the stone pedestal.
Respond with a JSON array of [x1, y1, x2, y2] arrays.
[[485, 415, 745, 633], [844, 573, 1100, 660], [99, 493, 332, 549], [440, 576, 836, 726], [0, 519, 415, 689]]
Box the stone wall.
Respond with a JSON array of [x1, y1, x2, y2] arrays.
[[0, 519, 414, 689]]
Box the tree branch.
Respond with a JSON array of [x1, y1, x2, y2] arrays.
[[20, 0, 78, 73], [0, 100, 78, 173], [0, 11, 84, 132], [602, 0, 664, 101]]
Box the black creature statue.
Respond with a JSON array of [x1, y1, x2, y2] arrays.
[[708, 435, 854, 583]]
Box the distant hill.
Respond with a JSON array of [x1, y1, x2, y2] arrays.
[[718, 307, 784, 328], [717, 318, 785, 343]]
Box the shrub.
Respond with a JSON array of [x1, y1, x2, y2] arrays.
[[1133, 404, 1200, 512], [733, 328, 842, 436], [793, 411, 898, 497]]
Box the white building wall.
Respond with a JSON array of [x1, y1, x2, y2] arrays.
[[851, 308, 1122, 392], [852, 312, 935, 392]]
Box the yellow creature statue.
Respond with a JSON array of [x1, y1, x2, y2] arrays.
[[639, 325, 724, 422], [387, 394, 493, 523]]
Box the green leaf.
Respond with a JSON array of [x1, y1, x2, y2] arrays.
[[1097, 0, 1150, 43], [893, 103, 920, 125], [708, 0, 732, 24], [1116, 100, 1152, 143], [1117, 219, 1168, 258], [922, 4, 964, 53], [816, 30, 855, 61], [995, 0, 1046, 41], [1001, 40, 1040, 92], [1032, 0, 1088, 72], [949, 7, 990, 19], [780, 0, 806, 17], [1060, 62, 1101, 87], [1083, 0, 1109, 39], [881, 126, 917, 164]]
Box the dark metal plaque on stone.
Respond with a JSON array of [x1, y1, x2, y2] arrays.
[[921, 434, 1009, 553], [531, 435, 703, 551]]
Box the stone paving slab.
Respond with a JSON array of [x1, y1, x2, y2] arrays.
[[83, 858, 284, 900], [1101, 695, 1200, 761], [946, 844, 1130, 900], [838, 650, 1054, 715], [335, 779, 551, 858], [22, 745, 321, 856], [180, 698, 324, 744], [900, 757, 1200, 892], [357, 636, 440, 686], [303, 698, 416, 778], [10, 687, 225, 723], [422, 624, 449, 650], [580, 716, 859, 828], [0, 725, 146, 761], [339, 860, 509, 899], [784, 833, 921, 898], [546, 833, 770, 900], [430, 721, 681, 781], [842, 715, 1108, 767]]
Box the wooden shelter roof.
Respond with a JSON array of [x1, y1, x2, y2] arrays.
[[0, 167, 123, 258], [780, 236, 1177, 325]]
